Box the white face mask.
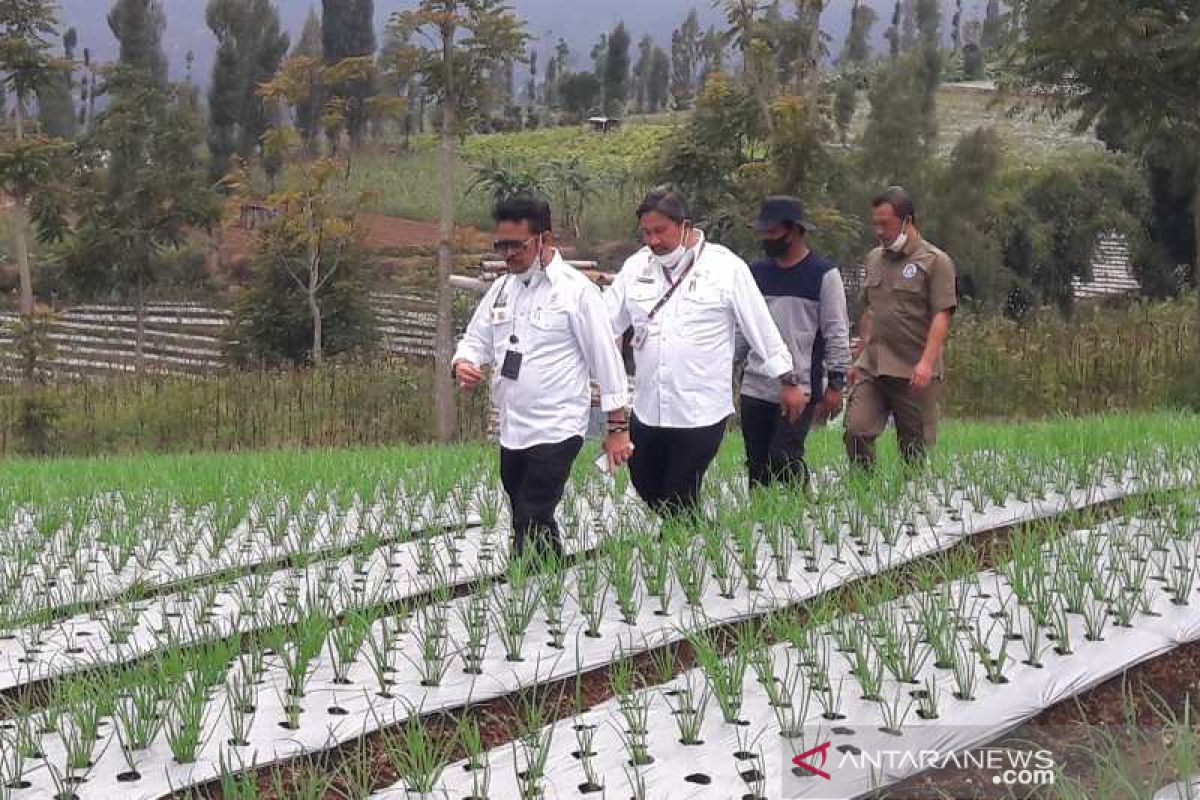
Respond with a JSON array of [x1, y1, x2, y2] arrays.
[[654, 224, 693, 271], [655, 244, 688, 271], [886, 219, 910, 253]]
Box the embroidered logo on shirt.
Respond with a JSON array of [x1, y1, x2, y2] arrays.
[[903, 263, 919, 280]]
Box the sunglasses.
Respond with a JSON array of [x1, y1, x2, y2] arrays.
[[493, 236, 536, 254]]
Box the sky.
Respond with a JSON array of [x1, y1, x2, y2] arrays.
[[55, 1, 987, 87]]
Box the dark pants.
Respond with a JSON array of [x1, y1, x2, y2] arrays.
[[844, 375, 941, 471], [499, 436, 583, 557], [740, 394, 816, 490], [629, 416, 727, 519]]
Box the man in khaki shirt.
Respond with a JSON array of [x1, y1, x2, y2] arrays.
[[845, 186, 957, 470]]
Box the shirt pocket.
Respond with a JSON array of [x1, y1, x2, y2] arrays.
[[627, 282, 660, 324], [892, 267, 930, 312], [680, 282, 723, 317], [530, 307, 570, 346]]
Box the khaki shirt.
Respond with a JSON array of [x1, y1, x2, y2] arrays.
[[858, 235, 957, 379]]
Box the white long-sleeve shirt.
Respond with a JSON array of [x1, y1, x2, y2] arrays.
[[453, 251, 630, 450], [606, 231, 794, 428]]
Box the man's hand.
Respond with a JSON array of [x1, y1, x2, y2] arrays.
[[911, 358, 934, 390], [454, 360, 483, 392], [851, 336, 865, 360], [848, 366, 862, 388], [815, 388, 843, 425], [604, 430, 634, 469], [779, 384, 809, 425]]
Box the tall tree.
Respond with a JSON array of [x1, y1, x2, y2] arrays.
[[792, 0, 826, 99], [647, 46, 670, 113], [36, 27, 75, 139], [387, 1, 529, 442], [206, 0, 290, 183], [1007, 0, 1200, 301], [670, 9, 700, 109], [632, 34, 653, 114], [602, 21, 630, 117], [981, 0, 1003, 50], [322, 0, 376, 145], [834, 0, 876, 145], [885, 1, 901, 60], [107, 0, 168, 89], [66, 66, 220, 372], [292, 7, 322, 152]]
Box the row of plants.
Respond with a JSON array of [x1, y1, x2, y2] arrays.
[[410, 498, 1200, 800], [0, 444, 1194, 797]]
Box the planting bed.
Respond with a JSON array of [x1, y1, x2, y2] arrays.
[[0, 416, 1198, 800]]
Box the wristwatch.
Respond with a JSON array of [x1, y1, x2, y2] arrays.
[[828, 372, 847, 391], [779, 371, 802, 387]]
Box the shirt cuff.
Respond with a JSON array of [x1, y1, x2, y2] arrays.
[[763, 354, 794, 381], [599, 391, 631, 413]]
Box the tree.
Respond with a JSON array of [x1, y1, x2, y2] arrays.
[[647, 46, 670, 113], [558, 71, 600, 121], [322, 0, 376, 145], [885, 1, 901, 59], [602, 22, 630, 117], [834, 0, 877, 145], [0, 0, 71, 323], [981, 0, 1003, 51], [926, 127, 1007, 306], [292, 7, 323, 152], [65, 66, 220, 373], [107, 0, 168, 89], [1007, 0, 1200, 298], [1000, 154, 1148, 315], [226, 149, 375, 366], [670, 10, 701, 109], [632, 34, 653, 114], [791, 0, 826, 99], [387, 1, 529, 442], [860, 52, 938, 190], [206, 0, 290, 183], [36, 27, 75, 139]]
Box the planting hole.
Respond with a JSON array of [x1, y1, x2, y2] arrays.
[[684, 774, 712, 785]]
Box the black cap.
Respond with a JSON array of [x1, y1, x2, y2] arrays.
[[750, 196, 814, 233]]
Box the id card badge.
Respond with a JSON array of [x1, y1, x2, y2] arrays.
[[491, 307, 511, 325], [500, 349, 523, 380], [631, 325, 649, 350]]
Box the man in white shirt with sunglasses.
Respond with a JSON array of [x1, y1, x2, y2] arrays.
[[453, 195, 632, 556]]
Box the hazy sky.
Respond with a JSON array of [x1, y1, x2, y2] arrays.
[[56, 1, 986, 86]]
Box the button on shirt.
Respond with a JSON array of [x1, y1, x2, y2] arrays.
[[453, 252, 631, 450], [859, 235, 958, 380], [607, 231, 794, 428]]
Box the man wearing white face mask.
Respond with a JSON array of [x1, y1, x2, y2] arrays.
[[845, 186, 957, 470], [607, 188, 804, 519]]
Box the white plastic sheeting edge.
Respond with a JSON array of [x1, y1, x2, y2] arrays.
[[418, 517, 1200, 800]]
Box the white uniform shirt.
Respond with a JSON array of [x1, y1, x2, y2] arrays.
[[453, 251, 630, 450], [606, 231, 794, 428]]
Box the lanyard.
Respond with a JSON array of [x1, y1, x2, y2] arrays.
[[645, 240, 707, 323]]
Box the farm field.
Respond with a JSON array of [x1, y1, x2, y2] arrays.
[[335, 84, 1098, 248], [0, 412, 1198, 799]]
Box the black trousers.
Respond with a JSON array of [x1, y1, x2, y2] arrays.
[[499, 436, 583, 558], [629, 416, 727, 519], [740, 394, 816, 490]]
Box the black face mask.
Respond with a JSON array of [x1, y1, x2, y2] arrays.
[[762, 234, 792, 259]]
